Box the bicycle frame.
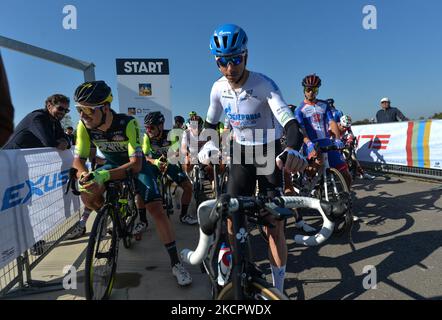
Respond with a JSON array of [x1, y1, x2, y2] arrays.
[[295, 151, 341, 200], [103, 174, 138, 240], [229, 202, 258, 300]]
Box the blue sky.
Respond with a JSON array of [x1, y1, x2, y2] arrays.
[[1, 0, 441, 127]]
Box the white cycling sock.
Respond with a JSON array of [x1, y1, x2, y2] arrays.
[[270, 265, 286, 293]]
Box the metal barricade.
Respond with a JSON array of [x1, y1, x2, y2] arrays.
[[362, 161, 442, 182], [0, 210, 81, 299]]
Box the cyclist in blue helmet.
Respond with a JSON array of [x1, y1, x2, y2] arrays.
[[204, 23, 308, 294], [209, 24, 249, 85]]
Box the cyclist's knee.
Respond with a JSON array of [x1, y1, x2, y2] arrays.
[[80, 193, 103, 211], [145, 200, 165, 218]]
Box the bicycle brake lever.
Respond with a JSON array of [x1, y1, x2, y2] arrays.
[[264, 201, 294, 220]]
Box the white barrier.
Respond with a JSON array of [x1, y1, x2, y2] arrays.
[[352, 120, 442, 170], [0, 148, 80, 269]]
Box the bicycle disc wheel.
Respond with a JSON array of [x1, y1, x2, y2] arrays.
[[85, 207, 118, 300], [216, 278, 288, 300]]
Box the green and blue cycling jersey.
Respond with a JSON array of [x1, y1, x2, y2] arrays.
[[75, 111, 143, 164], [74, 112, 162, 203], [142, 130, 188, 185]]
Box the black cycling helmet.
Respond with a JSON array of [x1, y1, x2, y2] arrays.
[[74, 81, 113, 105], [174, 115, 185, 123], [302, 74, 322, 88], [326, 98, 335, 106], [144, 111, 165, 126]]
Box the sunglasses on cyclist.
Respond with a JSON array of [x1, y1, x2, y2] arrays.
[[76, 104, 104, 116], [54, 105, 70, 113], [304, 87, 319, 93], [216, 55, 244, 68], [145, 125, 158, 132]]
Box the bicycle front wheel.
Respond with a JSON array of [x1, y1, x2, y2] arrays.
[[84, 207, 119, 300], [319, 168, 352, 235], [216, 278, 288, 300]]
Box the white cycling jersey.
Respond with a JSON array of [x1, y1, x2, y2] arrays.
[[206, 71, 295, 146], [181, 128, 206, 157]]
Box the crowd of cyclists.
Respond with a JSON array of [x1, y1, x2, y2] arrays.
[[3, 23, 377, 296]]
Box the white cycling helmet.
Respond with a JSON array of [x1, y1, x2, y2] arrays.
[[340, 115, 352, 128]]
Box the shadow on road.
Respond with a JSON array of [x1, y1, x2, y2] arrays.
[[285, 230, 441, 300], [250, 177, 442, 300]]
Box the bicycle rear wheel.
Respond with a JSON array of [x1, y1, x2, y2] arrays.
[[216, 278, 288, 300], [84, 207, 118, 300]]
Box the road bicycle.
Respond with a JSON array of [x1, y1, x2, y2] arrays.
[[342, 136, 359, 179], [181, 194, 346, 300], [66, 168, 138, 300], [291, 144, 353, 238]]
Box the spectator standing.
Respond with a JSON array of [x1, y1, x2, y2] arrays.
[[65, 126, 76, 145], [376, 97, 408, 123]]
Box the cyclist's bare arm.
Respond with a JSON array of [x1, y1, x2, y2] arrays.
[[107, 156, 142, 180], [72, 157, 89, 180], [329, 120, 340, 140]]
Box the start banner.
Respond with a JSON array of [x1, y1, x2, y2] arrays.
[[116, 58, 172, 130], [352, 120, 442, 170], [0, 148, 81, 269]]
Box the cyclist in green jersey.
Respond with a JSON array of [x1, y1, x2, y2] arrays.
[[71, 81, 192, 286], [142, 111, 197, 225]]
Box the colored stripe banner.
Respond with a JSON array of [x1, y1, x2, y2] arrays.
[[352, 120, 442, 170]]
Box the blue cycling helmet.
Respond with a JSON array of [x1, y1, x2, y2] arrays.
[[210, 24, 248, 56]]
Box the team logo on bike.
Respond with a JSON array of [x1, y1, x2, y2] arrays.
[[236, 228, 248, 243]]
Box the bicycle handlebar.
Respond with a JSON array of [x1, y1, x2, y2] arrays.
[[65, 167, 136, 196], [180, 195, 340, 266]]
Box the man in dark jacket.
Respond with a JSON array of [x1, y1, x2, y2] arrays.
[[376, 97, 409, 123], [0, 51, 14, 147], [65, 126, 76, 146], [2, 94, 71, 150]]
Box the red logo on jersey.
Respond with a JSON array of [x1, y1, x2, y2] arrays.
[[357, 135, 391, 150], [312, 113, 321, 123]]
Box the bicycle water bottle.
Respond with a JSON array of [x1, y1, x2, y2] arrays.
[[217, 242, 232, 286]]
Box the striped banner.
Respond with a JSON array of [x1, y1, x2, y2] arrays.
[[352, 120, 442, 170], [406, 120, 432, 168]]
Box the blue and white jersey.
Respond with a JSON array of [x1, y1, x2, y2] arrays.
[[206, 71, 295, 146], [295, 100, 334, 141]]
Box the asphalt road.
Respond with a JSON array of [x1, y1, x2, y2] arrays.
[[262, 174, 442, 300], [10, 174, 442, 300]]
